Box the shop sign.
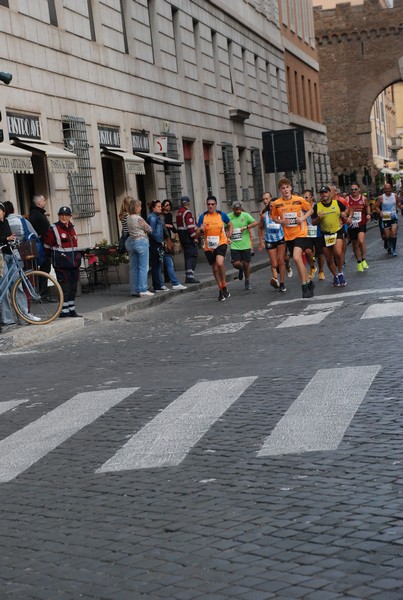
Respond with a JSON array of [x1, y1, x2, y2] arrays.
[[7, 112, 41, 139], [0, 156, 33, 174], [131, 130, 149, 152], [98, 126, 120, 147]]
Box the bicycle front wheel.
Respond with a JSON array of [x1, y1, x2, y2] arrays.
[[12, 270, 63, 325]]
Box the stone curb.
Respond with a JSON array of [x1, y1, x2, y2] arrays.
[[1, 261, 269, 351]]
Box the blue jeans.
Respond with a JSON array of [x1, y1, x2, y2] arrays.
[[126, 237, 149, 293], [1, 254, 28, 324], [163, 254, 180, 286]]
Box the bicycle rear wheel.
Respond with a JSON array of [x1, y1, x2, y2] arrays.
[[12, 270, 63, 325]]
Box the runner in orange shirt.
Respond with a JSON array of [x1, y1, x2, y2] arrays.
[[196, 195, 233, 301], [271, 178, 314, 298]]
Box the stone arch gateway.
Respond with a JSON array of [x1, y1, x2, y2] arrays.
[[314, 0, 403, 187]]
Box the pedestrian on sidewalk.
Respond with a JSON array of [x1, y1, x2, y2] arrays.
[[126, 199, 153, 297], [161, 200, 186, 291], [147, 200, 168, 293], [176, 196, 199, 283], [44, 206, 82, 318], [29, 195, 52, 298]]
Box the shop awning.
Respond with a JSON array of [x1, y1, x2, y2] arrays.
[[0, 143, 33, 174], [11, 139, 78, 173], [135, 151, 182, 166], [101, 147, 145, 175]]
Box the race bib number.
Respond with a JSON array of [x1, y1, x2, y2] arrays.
[[284, 212, 298, 227], [232, 228, 243, 241], [324, 233, 337, 247], [382, 211, 391, 221], [307, 225, 317, 238], [351, 211, 361, 226], [268, 223, 281, 232], [207, 235, 219, 249]]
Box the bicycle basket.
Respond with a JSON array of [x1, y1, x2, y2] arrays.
[[18, 240, 40, 261]]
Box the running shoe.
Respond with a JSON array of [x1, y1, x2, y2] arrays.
[[286, 265, 293, 278], [307, 280, 315, 297], [392, 250, 398, 257], [318, 271, 325, 280], [244, 281, 252, 290], [218, 290, 225, 301], [338, 273, 347, 287], [279, 283, 287, 293], [387, 248, 392, 255], [332, 275, 340, 287], [362, 259, 369, 270], [222, 287, 230, 299], [357, 262, 364, 272], [308, 265, 317, 280], [270, 277, 280, 289], [302, 284, 310, 298], [238, 266, 244, 281]]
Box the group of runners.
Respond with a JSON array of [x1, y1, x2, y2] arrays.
[[196, 178, 401, 300]]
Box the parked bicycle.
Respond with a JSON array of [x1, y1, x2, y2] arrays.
[[0, 242, 63, 325]]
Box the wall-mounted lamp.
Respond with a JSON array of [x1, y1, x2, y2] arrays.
[[0, 72, 12, 85]]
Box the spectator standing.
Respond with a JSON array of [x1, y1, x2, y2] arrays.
[[176, 196, 199, 283], [0, 202, 20, 327], [44, 206, 82, 317], [125, 199, 153, 297], [29, 195, 51, 298], [161, 200, 186, 290], [147, 200, 168, 293]]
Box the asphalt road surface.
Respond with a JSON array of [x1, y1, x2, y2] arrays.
[[1, 225, 403, 600]]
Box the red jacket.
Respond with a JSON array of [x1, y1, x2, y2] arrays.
[[176, 206, 197, 241], [44, 221, 81, 269]]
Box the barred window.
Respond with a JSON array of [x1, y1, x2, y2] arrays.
[[62, 116, 95, 219]]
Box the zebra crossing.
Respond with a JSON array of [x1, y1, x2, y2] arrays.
[[0, 368, 381, 483], [191, 296, 403, 336]]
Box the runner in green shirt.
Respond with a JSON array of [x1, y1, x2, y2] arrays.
[[228, 201, 258, 290]]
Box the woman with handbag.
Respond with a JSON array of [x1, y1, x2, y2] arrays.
[[125, 199, 153, 297], [118, 196, 132, 253], [161, 199, 186, 291]]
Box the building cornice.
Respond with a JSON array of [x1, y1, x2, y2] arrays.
[[283, 39, 320, 71]]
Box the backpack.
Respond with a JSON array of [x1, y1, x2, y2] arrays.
[[20, 217, 45, 266]]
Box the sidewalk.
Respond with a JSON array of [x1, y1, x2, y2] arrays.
[[0, 253, 269, 351]]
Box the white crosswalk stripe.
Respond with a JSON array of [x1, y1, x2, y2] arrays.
[[258, 365, 381, 457], [276, 301, 343, 328], [97, 377, 257, 472], [0, 399, 29, 415], [192, 322, 250, 336], [361, 302, 403, 319], [0, 367, 383, 481], [0, 388, 138, 483]]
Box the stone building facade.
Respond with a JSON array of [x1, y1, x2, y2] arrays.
[[279, 0, 332, 191], [314, 0, 403, 192], [0, 0, 328, 246]]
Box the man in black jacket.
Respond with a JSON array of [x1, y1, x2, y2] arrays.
[[29, 195, 51, 299]]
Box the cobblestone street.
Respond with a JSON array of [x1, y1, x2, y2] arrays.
[[1, 227, 403, 599]]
